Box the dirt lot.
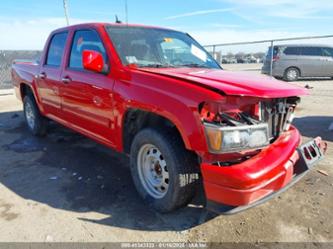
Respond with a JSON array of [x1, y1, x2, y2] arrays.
[[0, 75, 332, 243]]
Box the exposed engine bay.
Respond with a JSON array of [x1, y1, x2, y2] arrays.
[[200, 96, 300, 140], [199, 96, 300, 163]]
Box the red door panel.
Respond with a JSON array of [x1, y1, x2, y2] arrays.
[[60, 70, 115, 145], [37, 67, 62, 116], [37, 32, 68, 119]]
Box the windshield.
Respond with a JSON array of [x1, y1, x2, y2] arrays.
[[105, 25, 221, 69]]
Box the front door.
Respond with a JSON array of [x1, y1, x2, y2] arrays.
[[60, 29, 115, 145], [321, 47, 333, 77], [299, 47, 325, 77]]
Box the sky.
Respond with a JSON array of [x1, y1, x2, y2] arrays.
[[1, 0, 333, 52]]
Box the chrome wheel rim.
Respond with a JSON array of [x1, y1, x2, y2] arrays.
[[287, 69, 298, 81], [137, 144, 169, 199], [25, 102, 35, 130]]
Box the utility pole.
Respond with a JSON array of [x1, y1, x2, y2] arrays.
[[63, 0, 70, 26], [125, 0, 128, 24]]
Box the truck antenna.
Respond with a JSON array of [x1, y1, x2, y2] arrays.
[[125, 0, 128, 24], [115, 15, 122, 24]]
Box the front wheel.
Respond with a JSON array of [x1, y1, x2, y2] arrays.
[[130, 128, 200, 213]]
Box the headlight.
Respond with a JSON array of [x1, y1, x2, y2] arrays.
[[204, 123, 269, 153]]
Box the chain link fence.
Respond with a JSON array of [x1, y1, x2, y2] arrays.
[[0, 50, 41, 89], [204, 35, 333, 75]]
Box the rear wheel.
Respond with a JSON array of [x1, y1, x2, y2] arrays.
[[283, 67, 299, 81], [23, 94, 47, 136], [130, 128, 200, 213]]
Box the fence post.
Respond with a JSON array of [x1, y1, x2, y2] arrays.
[[270, 40, 274, 77], [213, 45, 216, 59]]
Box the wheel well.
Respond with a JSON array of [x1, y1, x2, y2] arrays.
[[285, 66, 301, 77], [20, 83, 33, 100], [122, 109, 184, 154]]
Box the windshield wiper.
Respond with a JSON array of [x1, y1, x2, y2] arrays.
[[139, 63, 175, 68], [178, 63, 210, 68]]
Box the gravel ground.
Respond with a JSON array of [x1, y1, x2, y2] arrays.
[[0, 74, 332, 243]]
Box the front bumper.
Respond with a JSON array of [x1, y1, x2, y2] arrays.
[[201, 126, 327, 214]]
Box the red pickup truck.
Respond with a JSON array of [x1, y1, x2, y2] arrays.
[[11, 23, 326, 214]]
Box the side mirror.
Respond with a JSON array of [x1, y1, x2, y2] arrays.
[[82, 50, 107, 73]]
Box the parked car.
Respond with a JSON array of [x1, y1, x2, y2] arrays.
[[236, 57, 246, 63], [221, 57, 237, 64], [11, 23, 326, 214], [229, 57, 237, 64], [221, 57, 230, 64], [244, 55, 258, 63], [262, 44, 333, 81]]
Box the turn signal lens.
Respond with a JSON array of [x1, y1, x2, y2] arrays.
[[205, 126, 222, 151]]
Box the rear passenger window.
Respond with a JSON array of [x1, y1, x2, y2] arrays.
[[300, 47, 322, 56], [46, 32, 68, 67], [267, 46, 279, 57], [321, 47, 333, 57], [69, 29, 107, 70], [284, 47, 300, 55]]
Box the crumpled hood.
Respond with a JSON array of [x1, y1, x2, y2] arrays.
[[138, 68, 308, 98]]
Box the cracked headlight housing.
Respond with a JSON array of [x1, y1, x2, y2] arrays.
[[204, 123, 270, 153]]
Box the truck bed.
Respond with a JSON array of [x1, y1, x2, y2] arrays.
[[11, 60, 40, 100]]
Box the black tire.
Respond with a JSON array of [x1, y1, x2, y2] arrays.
[[130, 128, 200, 213], [283, 67, 300, 81], [23, 94, 47, 136]]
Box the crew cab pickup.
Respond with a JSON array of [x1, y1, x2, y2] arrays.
[[11, 23, 327, 213]]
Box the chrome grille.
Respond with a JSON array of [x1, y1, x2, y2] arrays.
[[260, 97, 299, 140]]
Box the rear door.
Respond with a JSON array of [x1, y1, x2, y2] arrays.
[[320, 47, 333, 77], [60, 28, 115, 145], [299, 47, 324, 77], [37, 32, 68, 117]]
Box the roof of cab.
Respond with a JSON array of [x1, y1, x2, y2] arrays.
[[51, 22, 177, 33]]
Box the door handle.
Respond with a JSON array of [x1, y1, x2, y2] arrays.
[[61, 76, 72, 84], [39, 72, 46, 79]]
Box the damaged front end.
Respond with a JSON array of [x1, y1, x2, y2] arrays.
[[198, 95, 327, 213], [200, 96, 299, 158]]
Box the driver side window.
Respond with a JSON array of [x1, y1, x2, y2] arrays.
[[322, 47, 333, 57], [69, 29, 107, 70]]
